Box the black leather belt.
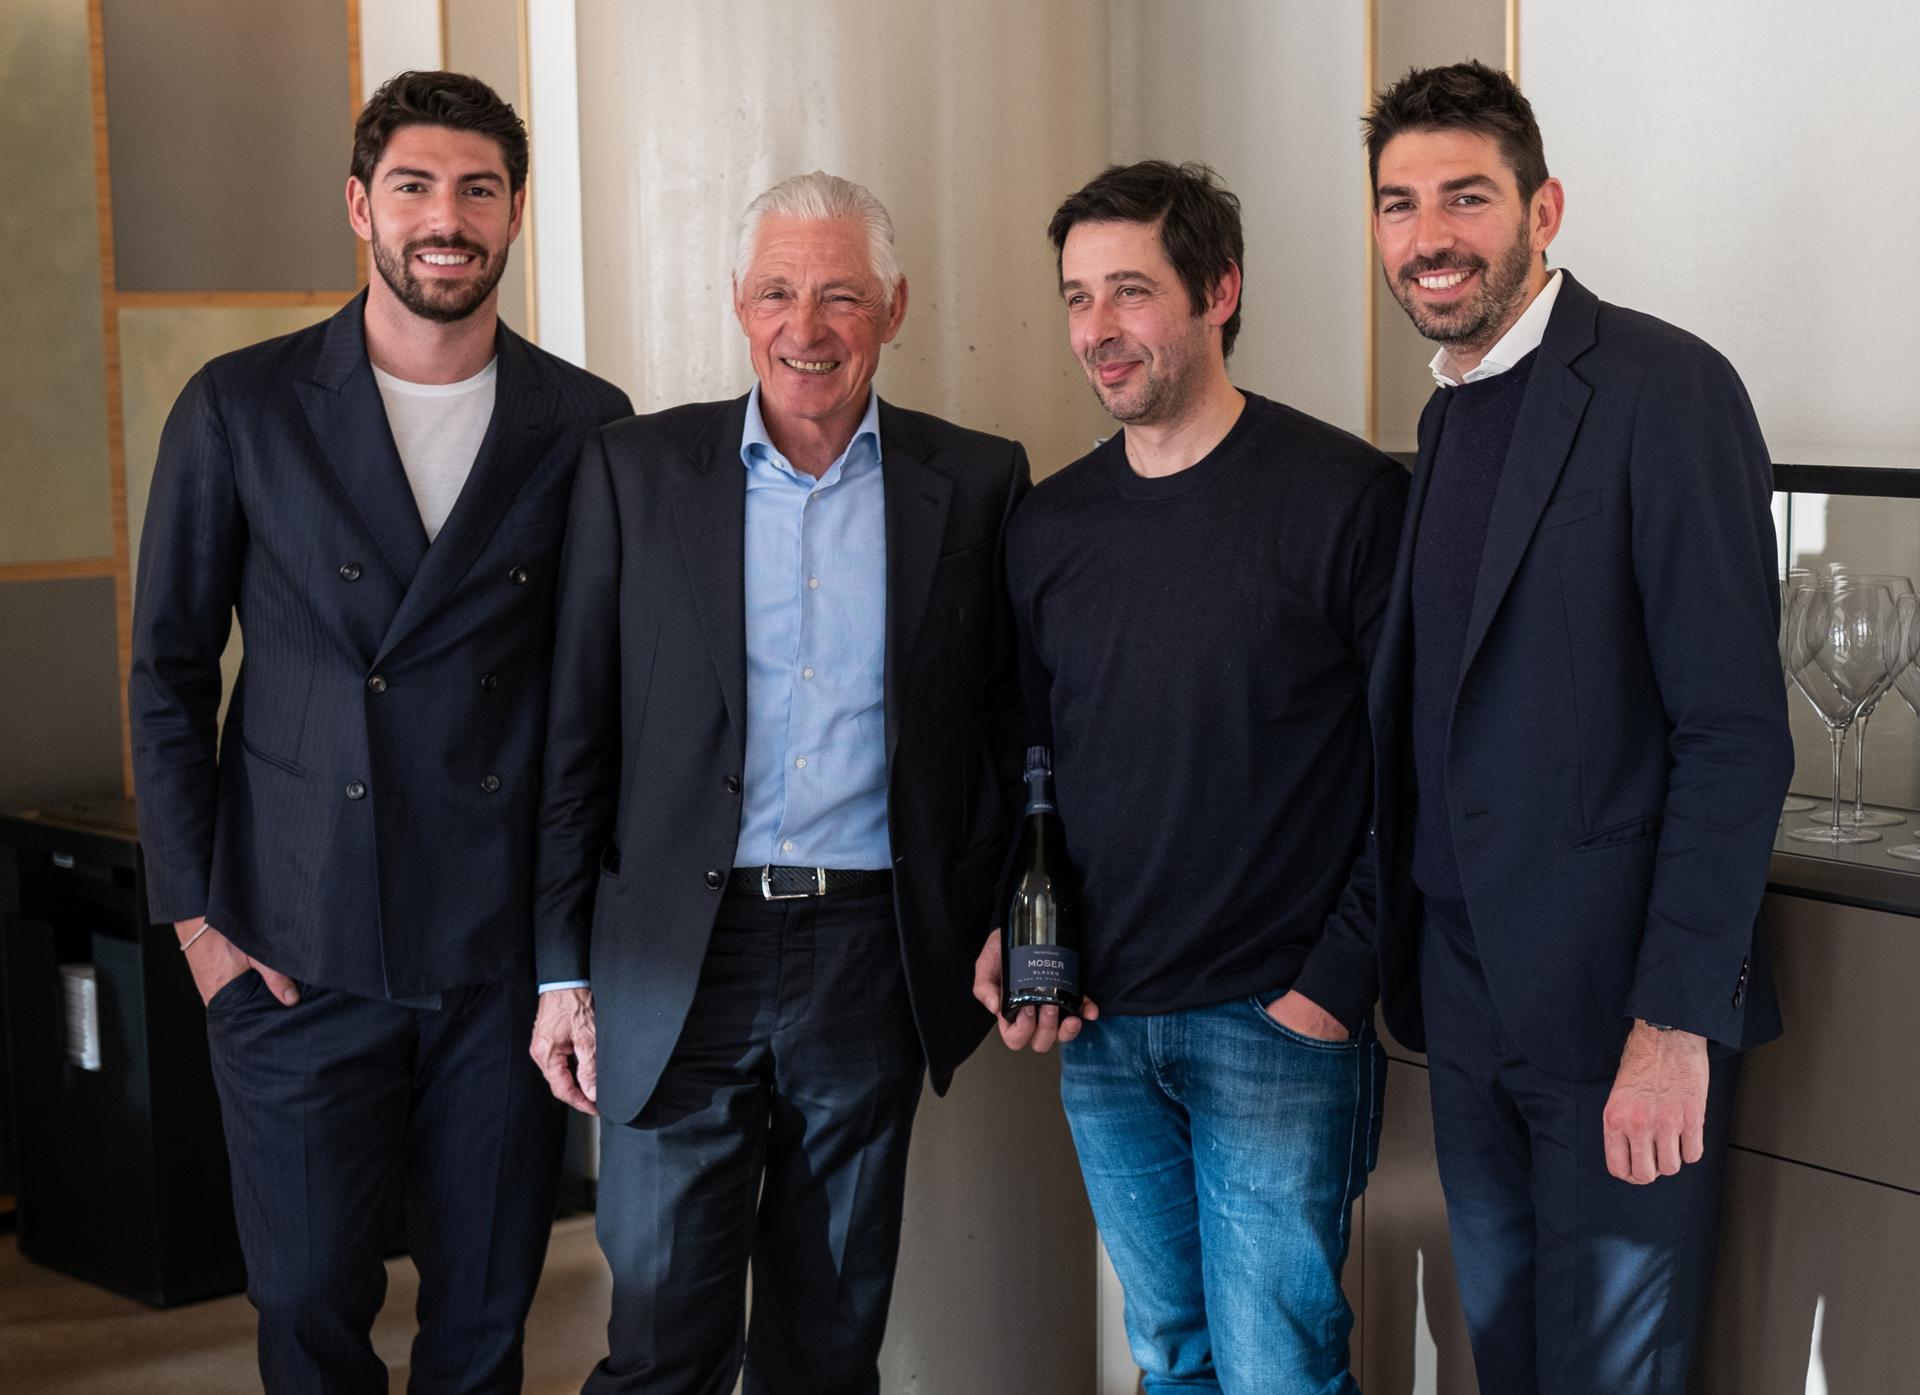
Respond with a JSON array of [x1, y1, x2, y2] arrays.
[[727, 865, 894, 901]]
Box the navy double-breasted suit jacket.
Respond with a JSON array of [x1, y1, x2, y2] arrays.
[[130, 293, 632, 997]]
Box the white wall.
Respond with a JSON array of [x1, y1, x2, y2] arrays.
[[1522, 0, 1920, 461]]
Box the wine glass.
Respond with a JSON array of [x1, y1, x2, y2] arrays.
[[1778, 573, 1824, 815], [1788, 578, 1898, 845], [1820, 570, 1916, 829], [1884, 594, 1920, 863]]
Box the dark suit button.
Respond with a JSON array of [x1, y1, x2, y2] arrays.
[[508, 565, 529, 585], [339, 562, 362, 582], [704, 869, 723, 890], [480, 774, 501, 794], [366, 674, 387, 693], [345, 780, 367, 800], [724, 774, 741, 795], [479, 673, 499, 692]]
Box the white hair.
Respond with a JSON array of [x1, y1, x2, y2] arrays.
[[732, 170, 902, 305]]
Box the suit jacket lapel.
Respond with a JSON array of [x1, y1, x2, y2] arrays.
[[879, 402, 952, 767], [674, 396, 751, 756], [294, 293, 429, 590], [375, 326, 553, 665], [1371, 393, 1444, 730], [1455, 272, 1598, 685]]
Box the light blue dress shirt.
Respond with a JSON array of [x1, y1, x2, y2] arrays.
[[734, 384, 892, 870], [538, 386, 893, 994]]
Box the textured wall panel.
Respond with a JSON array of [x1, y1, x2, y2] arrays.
[[101, 0, 357, 291], [1110, 0, 1368, 437], [0, 578, 123, 810], [0, 0, 112, 563], [574, 0, 1113, 479]]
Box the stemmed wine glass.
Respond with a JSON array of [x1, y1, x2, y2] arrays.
[[1885, 594, 1920, 863], [1787, 577, 1898, 845], [1818, 569, 1916, 830], [1778, 572, 1823, 815]]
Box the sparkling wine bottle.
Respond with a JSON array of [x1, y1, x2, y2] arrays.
[[1001, 745, 1085, 1019]]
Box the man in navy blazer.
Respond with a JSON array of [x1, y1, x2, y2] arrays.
[[529, 172, 1027, 1394], [130, 73, 630, 1392], [1362, 63, 1792, 1392]]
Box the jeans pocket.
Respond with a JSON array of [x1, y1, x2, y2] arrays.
[[1248, 995, 1361, 1051]]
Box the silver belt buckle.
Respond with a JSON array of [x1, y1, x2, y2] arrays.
[[760, 865, 827, 900]]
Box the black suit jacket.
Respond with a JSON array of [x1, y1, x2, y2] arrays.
[[1369, 272, 1792, 1079], [535, 394, 1030, 1123], [130, 293, 632, 997]]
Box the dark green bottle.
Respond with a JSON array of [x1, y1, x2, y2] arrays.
[[1001, 745, 1085, 1019]]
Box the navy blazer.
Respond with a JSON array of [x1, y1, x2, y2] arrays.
[[1368, 272, 1793, 1079], [130, 293, 632, 998], [534, 395, 1030, 1123]]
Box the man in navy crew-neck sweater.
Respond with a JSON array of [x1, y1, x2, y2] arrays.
[[973, 161, 1405, 1395], [1364, 63, 1790, 1394]]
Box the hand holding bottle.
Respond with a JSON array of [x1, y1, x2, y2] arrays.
[[973, 928, 1100, 1051]]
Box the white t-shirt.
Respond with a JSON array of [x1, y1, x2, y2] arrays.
[[372, 358, 498, 542]]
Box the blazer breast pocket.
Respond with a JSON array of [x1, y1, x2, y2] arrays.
[[1539, 489, 1601, 531], [934, 545, 991, 583]]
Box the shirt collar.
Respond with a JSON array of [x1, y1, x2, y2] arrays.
[[740, 383, 882, 483], [1429, 268, 1564, 388]]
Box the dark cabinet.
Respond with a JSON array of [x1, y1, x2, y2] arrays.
[[0, 800, 246, 1306]]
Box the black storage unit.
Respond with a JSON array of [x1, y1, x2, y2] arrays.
[[0, 799, 246, 1306]]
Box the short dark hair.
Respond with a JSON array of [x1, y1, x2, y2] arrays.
[[1047, 160, 1245, 359], [351, 70, 529, 194], [1362, 60, 1549, 202]]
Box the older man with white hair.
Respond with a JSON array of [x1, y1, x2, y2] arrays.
[[530, 171, 1031, 1395]]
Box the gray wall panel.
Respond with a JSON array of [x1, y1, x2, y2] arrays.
[[101, 0, 356, 291], [0, 578, 123, 811]]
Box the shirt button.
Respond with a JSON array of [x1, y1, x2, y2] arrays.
[[366, 674, 387, 693], [345, 780, 367, 800], [802, 667, 815, 679], [480, 774, 502, 794], [782, 839, 794, 853], [508, 565, 530, 585], [479, 673, 499, 692], [339, 562, 362, 582], [705, 869, 723, 890], [794, 757, 806, 769], [808, 577, 820, 589], [724, 774, 741, 794]]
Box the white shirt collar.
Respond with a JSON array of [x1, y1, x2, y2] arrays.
[[1428, 268, 1564, 388]]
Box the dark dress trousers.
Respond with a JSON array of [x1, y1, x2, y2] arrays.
[[130, 292, 631, 1394], [1367, 272, 1793, 1391], [535, 395, 1028, 1393]]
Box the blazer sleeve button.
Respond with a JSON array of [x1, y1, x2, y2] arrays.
[[345, 780, 367, 800], [339, 562, 362, 582], [480, 774, 502, 794], [479, 673, 499, 692], [705, 869, 724, 890]]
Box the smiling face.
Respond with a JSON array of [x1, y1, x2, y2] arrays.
[[346, 123, 523, 325], [733, 214, 906, 448], [1373, 127, 1562, 359], [1059, 218, 1226, 429]]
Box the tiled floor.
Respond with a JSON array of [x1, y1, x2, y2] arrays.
[[0, 1215, 613, 1394]]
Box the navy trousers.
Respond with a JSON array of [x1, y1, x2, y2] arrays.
[[1420, 898, 1737, 1395], [588, 887, 925, 1395], [205, 971, 566, 1394]]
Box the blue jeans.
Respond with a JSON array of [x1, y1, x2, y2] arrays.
[[1061, 998, 1386, 1395]]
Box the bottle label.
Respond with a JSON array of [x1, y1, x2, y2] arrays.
[[1008, 943, 1080, 997]]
